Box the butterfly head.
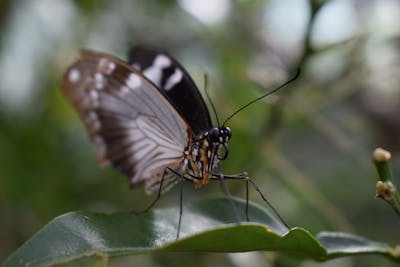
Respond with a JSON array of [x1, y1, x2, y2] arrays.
[[206, 126, 231, 160]]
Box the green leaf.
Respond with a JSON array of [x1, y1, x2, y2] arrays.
[[317, 231, 396, 259], [2, 198, 399, 267]]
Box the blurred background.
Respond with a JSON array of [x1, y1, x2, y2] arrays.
[[1, 0, 400, 266]]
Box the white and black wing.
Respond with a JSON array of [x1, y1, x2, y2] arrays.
[[62, 49, 189, 193], [129, 46, 212, 135]]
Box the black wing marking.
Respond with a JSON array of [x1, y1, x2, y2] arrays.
[[128, 46, 212, 136], [62, 49, 189, 193]]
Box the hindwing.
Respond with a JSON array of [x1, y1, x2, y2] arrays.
[[62, 49, 190, 192]]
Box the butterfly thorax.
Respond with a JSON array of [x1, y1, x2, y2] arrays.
[[182, 127, 232, 187]]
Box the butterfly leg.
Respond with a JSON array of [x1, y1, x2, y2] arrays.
[[131, 167, 174, 214], [151, 167, 192, 239], [211, 172, 249, 221], [246, 178, 291, 229], [211, 173, 291, 229], [176, 173, 185, 240], [214, 170, 243, 223]]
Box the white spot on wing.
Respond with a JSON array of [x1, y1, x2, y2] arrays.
[[98, 58, 116, 74], [164, 69, 183, 91], [126, 73, 141, 89], [142, 55, 171, 87], [154, 55, 171, 67], [68, 68, 80, 83], [107, 62, 116, 73], [98, 58, 108, 68], [95, 73, 103, 82], [94, 73, 105, 89]]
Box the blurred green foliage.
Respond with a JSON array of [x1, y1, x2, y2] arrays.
[[1, 0, 399, 266]]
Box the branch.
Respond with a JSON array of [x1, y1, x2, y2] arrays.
[[372, 148, 400, 216]]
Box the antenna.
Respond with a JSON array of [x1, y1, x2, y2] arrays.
[[204, 73, 220, 127], [222, 68, 300, 126]]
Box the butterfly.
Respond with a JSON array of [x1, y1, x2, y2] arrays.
[[62, 46, 296, 237]]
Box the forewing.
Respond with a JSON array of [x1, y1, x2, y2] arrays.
[[128, 46, 212, 135], [62, 49, 189, 191]]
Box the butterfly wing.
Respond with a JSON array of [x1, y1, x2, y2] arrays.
[[62, 49, 190, 193], [128, 46, 212, 136]]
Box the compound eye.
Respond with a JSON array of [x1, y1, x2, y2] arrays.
[[207, 128, 220, 142]]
